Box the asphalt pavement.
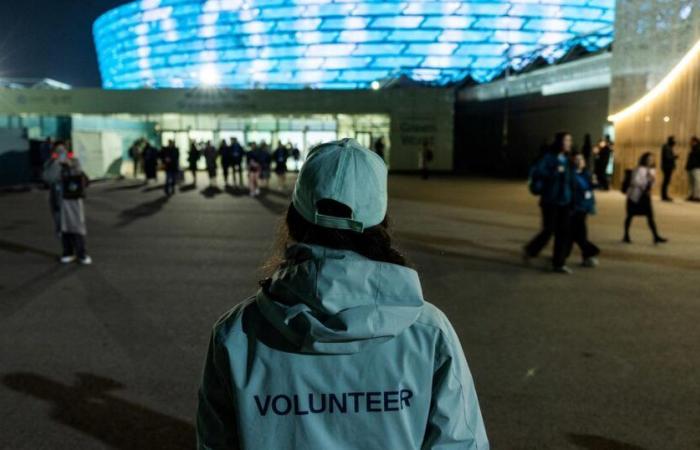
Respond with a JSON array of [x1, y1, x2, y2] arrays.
[[1, 174, 699, 450]]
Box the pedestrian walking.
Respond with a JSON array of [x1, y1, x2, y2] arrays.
[[187, 140, 201, 186], [196, 138, 488, 450], [42, 142, 92, 265], [219, 139, 234, 186], [246, 142, 263, 196], [568, 152, 600, 267], [685, 136, 700, 201], [623, 152, 667, 244], [161, 140, 180, 196], [259, 141, 272, 188], [129, 139, 143, 178], [203, 141, 218, 187], [581, 133, 593, 168], [594, 138, 611, 190], [524, 131, 575, 274], [374, 136, 386, 161], [272, 141, 289, 190], [290, 142, 301, 171], [230, 137, 245, 187], [660, 136, 678, 201], [143, 141, 159, 183]]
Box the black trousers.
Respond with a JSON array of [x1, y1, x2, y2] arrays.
[[525, 204, 571, 268], [661, 170, 673, 199], [567, 212, 600, 260], [222, 163, 232, 183], [231, 163, 244, 185], [62, 233, 86, 259]]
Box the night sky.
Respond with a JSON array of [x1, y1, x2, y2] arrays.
[[0, 0, 129, 87]]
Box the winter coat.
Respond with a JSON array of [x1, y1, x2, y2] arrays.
[[197, 244, 489, 450], [42, 158, 87, 235]]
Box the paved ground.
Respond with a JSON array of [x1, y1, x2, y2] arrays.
[[1, 174, 699, 450]]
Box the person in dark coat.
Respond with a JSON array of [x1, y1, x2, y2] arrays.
[[524, 131, 575, 274], [594, 138, 611, 190], [258, 141, 272, 188], [624, 152, 667, 244], [246, 142, 263, 197], [142, 141, 159, 183], [272, 141, 289, 190], [374, 137, 386, 162], [219, 139, 234, 186], [581, 133, 592, 168], [161, 140, 180, 196], [685, 136, 700, 201], [230, 138, 245, 187], [660, 136, 678, 201], [203, 141, 218, 187], [567, 152, 599, 267], [188, 140, 201, 186], [128, 139, 143, 178]]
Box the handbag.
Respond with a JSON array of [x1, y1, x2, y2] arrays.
[[62, 174, 88, 199]]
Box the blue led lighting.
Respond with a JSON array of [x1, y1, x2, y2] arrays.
[[94, 0, 615, 89]]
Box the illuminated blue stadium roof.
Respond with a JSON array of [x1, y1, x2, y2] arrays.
[[94, 0, 615, 89]]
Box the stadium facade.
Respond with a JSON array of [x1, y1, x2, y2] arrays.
[[93, 0, 614, 90]]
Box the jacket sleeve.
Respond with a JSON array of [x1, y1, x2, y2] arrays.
[[197, 329, 240, 450], [422, 318, 489, 450]]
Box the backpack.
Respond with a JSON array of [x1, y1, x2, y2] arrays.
[[528, 160, 545, 196], [621, 169, 633, 194]]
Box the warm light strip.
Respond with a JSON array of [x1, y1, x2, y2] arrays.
[[608, 38, 700, 123]]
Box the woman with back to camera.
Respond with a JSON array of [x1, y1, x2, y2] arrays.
[[196, 138, 488, 450], [624, 152, 667, 244]]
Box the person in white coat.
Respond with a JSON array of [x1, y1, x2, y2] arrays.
[[42, 142, 93, 264], [623, 152, 667, 244]]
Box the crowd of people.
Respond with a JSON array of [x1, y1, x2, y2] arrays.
[[128, 137, 301, 197], [525, 131, 671, 274]]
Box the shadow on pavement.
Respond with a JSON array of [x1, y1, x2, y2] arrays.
[[106, 182, 146, 192], [255, 191, 288, 215], [115, 196, 169, 228], [0, 238, 57, 259], [3, 372, 195, 450], [179, 183, 197, 192], [567, 433, 647, 450], [0, 264, 78, 318], [225, 185, 247, 197], [200, 186, 223, 199], [141, 184, 165, 193]]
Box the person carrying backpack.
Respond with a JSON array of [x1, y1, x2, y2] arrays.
[[42, 142, 92, 265], [196, 138, 489, 450], [524, 132, 575, 274]]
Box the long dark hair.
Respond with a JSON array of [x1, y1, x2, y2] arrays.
[[263, 200, 409, 277], [638, 152, 654, 167], [551, 131, 571, 154]]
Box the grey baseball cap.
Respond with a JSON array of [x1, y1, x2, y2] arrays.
[[292, 138, 387, 233]]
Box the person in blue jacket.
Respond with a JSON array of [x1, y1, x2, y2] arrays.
[[567, 152, 600, 267], [524, 131, 575, 274], [196, 138, 489, 450]]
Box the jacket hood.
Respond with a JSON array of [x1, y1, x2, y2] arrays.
[[256, 244, 424, 354]]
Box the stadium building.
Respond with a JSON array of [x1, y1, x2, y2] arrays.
[[0, 0, 634, 185]]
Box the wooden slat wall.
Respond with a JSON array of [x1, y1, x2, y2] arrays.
[[612, 53, 700, 197]]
